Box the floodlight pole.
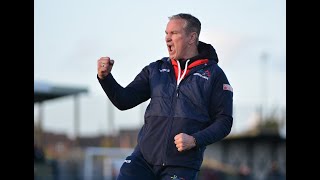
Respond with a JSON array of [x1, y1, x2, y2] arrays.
[[260, 52, 268, 121], [107, 101, 114, 135], [37, 102, 44, 148], [74, 95, 80, 146]]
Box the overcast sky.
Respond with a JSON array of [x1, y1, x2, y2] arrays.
[[34, 0, 286, 138]]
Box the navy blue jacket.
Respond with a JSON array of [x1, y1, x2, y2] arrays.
[[98, 42, 233, 170]]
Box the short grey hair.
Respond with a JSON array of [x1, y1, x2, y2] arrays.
[[169, 13, 201, 39]]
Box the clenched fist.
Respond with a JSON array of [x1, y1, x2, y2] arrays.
[[174, 133, 196, 152], [97, 56, 114, 79]]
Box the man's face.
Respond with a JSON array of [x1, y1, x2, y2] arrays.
[[165, 19, 190, 60]]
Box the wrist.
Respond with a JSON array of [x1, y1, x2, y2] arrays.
[[98, 73, 109, 80], [192, 136, 197, 147]]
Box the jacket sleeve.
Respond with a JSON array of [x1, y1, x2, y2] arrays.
[[97, 65, 151, 110], [192, 70, 233, 147]]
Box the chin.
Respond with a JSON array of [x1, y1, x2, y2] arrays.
[[169, 54, 177, 60]]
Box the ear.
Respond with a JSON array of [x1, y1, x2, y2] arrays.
[[189, 32, 198, 45]]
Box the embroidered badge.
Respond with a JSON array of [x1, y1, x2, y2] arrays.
[[170, 175, 185, 180], [159, 68, 170, 72], [193, 69, 211, 80], [223, 84, 233, 92]]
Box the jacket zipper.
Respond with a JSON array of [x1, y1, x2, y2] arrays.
[[176, 86, 180, 97]]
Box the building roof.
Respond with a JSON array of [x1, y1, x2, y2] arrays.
[[34, 81, 89, 103]]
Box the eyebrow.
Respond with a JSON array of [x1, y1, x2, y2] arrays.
[[165, 30, 179, 34]]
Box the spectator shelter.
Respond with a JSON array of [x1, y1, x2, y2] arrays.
[[34, 81, 88, 147]]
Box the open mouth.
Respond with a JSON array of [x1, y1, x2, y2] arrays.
[[167, 44, 174, 54]]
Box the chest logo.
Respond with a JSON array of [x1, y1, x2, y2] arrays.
[[193, 69, 211, 80], [159, 68, 170, 72]]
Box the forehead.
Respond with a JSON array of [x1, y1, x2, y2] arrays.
[[166, 19, 186, 31]]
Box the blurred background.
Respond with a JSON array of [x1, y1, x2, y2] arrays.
[[34, 0, 286, 179]]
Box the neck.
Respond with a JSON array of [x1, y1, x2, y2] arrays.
[[181, 44, 198, 60]]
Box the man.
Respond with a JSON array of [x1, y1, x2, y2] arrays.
[[97, 13, 233, 180]]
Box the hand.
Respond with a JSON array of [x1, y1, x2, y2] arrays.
[[174, 133, 196, 152], [97, 56, 114, 79]]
